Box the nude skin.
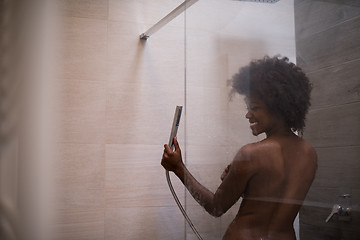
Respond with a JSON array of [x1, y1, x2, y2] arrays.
[[161, 98, 317, 240]]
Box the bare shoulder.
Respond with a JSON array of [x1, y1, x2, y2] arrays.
[[303, 138, 317, 154], [232, 140, 281, 169], [236, 140, 281, 159], [299, 138, 318, 165]]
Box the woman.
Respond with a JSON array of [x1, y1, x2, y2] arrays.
[[162, 56, 317, 240]]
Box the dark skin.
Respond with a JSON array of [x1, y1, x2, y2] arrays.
[[162, 98, 317, 240]]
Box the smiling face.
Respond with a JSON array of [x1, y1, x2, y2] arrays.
[[244, 97, 285, 137]]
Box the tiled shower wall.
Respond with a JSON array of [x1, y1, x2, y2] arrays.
[[56, 1, 296, 240], [295, 0, 360, 239], [57, 1, 186, 239]]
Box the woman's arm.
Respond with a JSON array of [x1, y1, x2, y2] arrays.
[[161, 137, 255, 217]]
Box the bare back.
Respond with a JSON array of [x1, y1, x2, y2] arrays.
[[223, 134, 317, 240]]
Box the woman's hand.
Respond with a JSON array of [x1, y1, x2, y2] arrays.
[[161, 137, 184, 173], [221, 163, 232, 181]]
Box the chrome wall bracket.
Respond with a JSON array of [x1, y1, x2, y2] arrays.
[[139, 0, 198, 40]]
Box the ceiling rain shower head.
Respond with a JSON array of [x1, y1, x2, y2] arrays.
[[233, 0, 280, 3]]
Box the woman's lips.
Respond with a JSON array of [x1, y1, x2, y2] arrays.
[[250, 122, 258, 127]]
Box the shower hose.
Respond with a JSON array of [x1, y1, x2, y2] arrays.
[[166, 170, 203, 240]]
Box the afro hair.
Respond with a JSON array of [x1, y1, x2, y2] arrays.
[[230, 56, 312, 135]]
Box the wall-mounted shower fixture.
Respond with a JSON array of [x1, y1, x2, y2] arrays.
[[139, 0, 280, 40], [325, 194, 352, 222], [140, 0, 198, 40], [140, 0, 280, 40]]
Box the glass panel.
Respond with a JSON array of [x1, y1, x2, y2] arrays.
[[184, 0, 300, 239], [4, 1, 358, 240], [183, 1, 360, 240]]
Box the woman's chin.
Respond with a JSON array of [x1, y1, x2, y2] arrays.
[[251, 128, 263, 136]]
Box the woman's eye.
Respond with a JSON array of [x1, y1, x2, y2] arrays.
[[246, 105, 259, 112]]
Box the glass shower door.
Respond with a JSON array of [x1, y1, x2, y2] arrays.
[[184, 0, 297, 239]]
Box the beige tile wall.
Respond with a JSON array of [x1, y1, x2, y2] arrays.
[[57, 0, 295, 239]]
